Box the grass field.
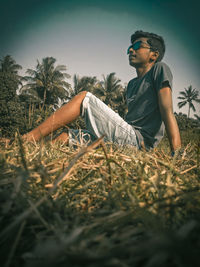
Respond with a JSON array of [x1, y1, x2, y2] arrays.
[[0, 129, 199, 267]]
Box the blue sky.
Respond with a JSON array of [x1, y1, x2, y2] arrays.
[[1, 0, 200, 116]]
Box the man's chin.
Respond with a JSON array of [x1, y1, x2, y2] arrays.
[[129, 61, 137, 67]]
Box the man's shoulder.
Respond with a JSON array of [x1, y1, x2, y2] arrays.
[[152, 61, 171, 72], [151, 61, 173, 79]]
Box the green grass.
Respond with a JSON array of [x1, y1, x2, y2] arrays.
[[0, 130, 199, 267]]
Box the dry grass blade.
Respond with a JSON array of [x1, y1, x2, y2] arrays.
[[4, 220, 26, 267], [144, 153, 181, 175], [180, 165, 197, 174], [16, 133, 28, 172], [0, 136, 105, 239], [0, 196, 46, 240], [27, 199, 51, 230], [49, 136, 104, 192], [0, 130, 199, 267], [99, 142, 112, 185]]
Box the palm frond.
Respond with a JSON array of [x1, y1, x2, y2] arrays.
[[178, 101, 187, 108]]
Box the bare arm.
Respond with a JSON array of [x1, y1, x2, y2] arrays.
[[158, 86, 181, 153]]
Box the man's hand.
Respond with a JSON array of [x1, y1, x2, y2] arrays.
[[158, 85, 181, 153]]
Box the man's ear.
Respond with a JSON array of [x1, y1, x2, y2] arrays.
[[150, 51, 159, 62]]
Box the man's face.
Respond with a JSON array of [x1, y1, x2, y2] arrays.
[[128, 37, 154, 67]]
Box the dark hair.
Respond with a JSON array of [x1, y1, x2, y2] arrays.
[[131, 30, 165, 62]]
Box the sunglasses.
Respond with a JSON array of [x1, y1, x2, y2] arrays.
[[127, 40, 151, 54]]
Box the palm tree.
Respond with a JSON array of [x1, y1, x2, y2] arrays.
[[20, 57, 71, 107], [72, 74, 97, 97], [115, 85, 128, 119], [0, 55, 22, 74], [178, 85, 200, 118], [0, 55, 22, 83], [93, 72, 122, 109]]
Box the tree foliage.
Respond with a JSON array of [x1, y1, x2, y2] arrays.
[[72, 74, 98, 96], [20, 57, 71, 107], [0, 72, 18, 101], [93, 72, 121, 105], [0, 55, 22, 76], [92, 72, 127, 118], [178, 85, 200, 118], [194, 114, 200, 122], [174, 112, 200, 131], [0, 72, 25, 137]]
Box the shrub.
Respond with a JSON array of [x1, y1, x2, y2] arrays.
[[0, 72, 26, 137], [175, 112, 199, 130], [0, 72, 18, 101]]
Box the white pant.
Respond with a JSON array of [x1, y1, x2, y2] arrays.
[[68, 92, 139, 148]]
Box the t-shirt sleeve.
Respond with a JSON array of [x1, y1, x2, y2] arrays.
[[152, 62, 173, 92]]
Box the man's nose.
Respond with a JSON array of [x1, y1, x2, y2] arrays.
[[129, 46, 134, 54]]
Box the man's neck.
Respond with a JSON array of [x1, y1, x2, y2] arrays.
[[136, 62, 155, 78]]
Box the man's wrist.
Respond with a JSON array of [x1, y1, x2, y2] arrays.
[[171, 147, 183, 158]]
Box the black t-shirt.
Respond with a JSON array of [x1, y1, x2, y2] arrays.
[[125, 62, 173, 149]]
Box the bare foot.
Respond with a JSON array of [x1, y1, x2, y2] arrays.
[[52, 132, 69, 145]]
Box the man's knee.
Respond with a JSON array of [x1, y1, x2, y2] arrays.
[[71, 91, 88, 105], [78, 91, 88, 116], [78, 91, 88, 98]]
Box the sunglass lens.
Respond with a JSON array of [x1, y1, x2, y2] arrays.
[[133, 41, 141, 50], [127, 41, 142, 54]]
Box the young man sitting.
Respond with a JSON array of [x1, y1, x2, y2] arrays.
[[23, 30, 181, 155]]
